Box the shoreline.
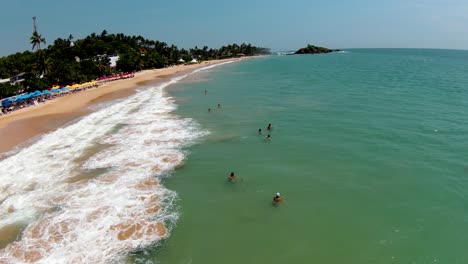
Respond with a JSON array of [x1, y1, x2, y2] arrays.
[[0, 58, 247, 154]]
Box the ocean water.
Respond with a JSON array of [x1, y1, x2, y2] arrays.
[[145, 50, 468, 263], [1, 49, 468, 263], [0, 67, 223, 263]]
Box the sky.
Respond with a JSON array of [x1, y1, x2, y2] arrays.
[[1, 0, 468, 56]]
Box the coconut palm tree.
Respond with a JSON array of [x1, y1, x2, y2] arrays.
[[30, 31, 46, 51]]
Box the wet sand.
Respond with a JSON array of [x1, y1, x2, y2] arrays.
[[0, 58, 244, 154]]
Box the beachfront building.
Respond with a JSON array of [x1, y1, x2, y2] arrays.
[[109, 55, 120, 68], [0, 72, 26, 86], [11, 72, 26, 84]]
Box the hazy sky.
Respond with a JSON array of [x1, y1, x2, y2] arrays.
[[1, 0, 468, 56]]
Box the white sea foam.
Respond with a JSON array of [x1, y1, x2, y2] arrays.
[[274, 51, 294, 56], [0, 63, 232, 263]]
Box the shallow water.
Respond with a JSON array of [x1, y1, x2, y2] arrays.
[[145, 50, 468, 264], [2, 51, 468, 263], [0, 67, 225, 262]]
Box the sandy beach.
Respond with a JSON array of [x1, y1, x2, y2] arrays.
[[0, 57, 252, 263], [0, 58, 243, 154]]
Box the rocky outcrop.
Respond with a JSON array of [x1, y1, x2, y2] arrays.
[[294, 45, 340, 54]]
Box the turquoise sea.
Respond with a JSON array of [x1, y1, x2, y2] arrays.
[[145, 49, 468, 263], [2, 49, 468, 263]]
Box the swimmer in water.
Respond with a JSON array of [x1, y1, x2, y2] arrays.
[[208, 108, 211, 112], [204, 90, 207, 95], [273, 192, 282, 203], [228, 172, 237, 182], [265, 134, 271, 140], [217, 103, 221, 108], [258, 128, 262, 134], [267, 124, 272, 130]]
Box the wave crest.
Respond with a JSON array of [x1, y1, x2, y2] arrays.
[[0, 70, 211, 263]]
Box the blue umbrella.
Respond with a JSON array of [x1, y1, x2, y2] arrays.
[[42, 90, 51, 95], [51, 89, 61, 93], [2, 99, 12, 107], [15, 94, 29, 100]]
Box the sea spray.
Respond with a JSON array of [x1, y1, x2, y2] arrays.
[[0, 61, 236, 263]]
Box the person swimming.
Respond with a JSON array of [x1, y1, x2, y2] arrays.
[[228, 172, 237, 182], [273, 192, 282, 202], [265, 134, 271, 140], [267, 124, 272, 130], [208, 108, 212, 112], [258, 128, 262, 134], [217, 103, 221, 108], [204, 90, 207, 95]]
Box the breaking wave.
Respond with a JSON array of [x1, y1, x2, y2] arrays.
[[0, 63, 233, 263]]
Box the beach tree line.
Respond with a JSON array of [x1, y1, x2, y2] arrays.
[[0, 30, 270, 98]]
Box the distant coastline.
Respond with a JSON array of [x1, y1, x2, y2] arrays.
[[0, 57, 250, 154]]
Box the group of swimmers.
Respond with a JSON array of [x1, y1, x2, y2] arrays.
[[258, 123, 272, 140], [208, 104, 221, 112], [227, 123, 283, 204], [229, 171, 282, 204], [205, 90, 282, 204]]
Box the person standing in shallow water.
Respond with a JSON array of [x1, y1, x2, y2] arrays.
[[267, 124, 272, 130], [217, 104, 221, 108], [204, 90, 207, 95], [258, 129, 262, 134], [273, 193, 282, 203], [228, 172, 237, 182]]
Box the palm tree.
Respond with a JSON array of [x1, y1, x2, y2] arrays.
[[30, 31, 46, 51]]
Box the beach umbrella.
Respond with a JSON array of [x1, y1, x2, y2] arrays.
[[29, 91, 40, 97], [17, 94, 30, 100], [42, 90, 51, 95], [32, 90, 42, 96], [2, 99, 12, 107]]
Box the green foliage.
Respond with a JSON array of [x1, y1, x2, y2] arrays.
[[0, 83, 23, 99], [23, 75, 50, 92], [182, 54, 193, 62], [0, 51, 35, 79], [294, 44, 337, 54], [305, 44, 331, 53], [30, 31, 46, 51], [0, 31, 271, 98]]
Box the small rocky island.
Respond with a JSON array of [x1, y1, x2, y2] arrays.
[[294, 44, 340, 54]]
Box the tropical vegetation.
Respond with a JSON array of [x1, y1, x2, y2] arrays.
[[294, 44, 339, 54], [0, 30, 270, 98]]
